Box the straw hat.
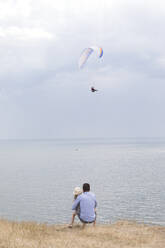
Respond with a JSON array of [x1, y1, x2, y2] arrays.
[[73, 187, 82, 196]]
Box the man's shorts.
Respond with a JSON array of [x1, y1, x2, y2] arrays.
[[79, 216, 95, 224]]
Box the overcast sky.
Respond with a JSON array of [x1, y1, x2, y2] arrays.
[[0, 0, 165, 139]]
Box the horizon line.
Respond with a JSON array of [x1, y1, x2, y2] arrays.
[[0, 136, 165, 141]]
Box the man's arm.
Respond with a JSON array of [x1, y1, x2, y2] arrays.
[[95, 198, 97, 208], [92, 193, 97, 208], [72, 195, 81, 210]]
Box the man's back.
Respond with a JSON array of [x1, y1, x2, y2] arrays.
[[72, 191, 97, 222]]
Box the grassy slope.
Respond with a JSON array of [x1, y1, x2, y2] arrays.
[[0, 219, 165, 248]]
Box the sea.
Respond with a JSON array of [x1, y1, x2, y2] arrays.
[[0, 138, 165, 225]]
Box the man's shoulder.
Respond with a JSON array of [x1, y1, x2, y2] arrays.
[[77, 193, 83, 200], [78, 192, 88, 199], [84, 192, 96, 199], [88, 192, 96, 198], [79, 192, 96, 199]]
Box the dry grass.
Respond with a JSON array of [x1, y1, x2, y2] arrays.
[[0, 219, 165, 248]]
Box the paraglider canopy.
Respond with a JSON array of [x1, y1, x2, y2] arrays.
[[78, 46, 103, 69]]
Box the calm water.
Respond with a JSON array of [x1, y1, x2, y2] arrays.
[[0, 138, 165, 225]]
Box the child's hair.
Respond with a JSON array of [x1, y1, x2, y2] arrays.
[[73, 187, 82, 200]]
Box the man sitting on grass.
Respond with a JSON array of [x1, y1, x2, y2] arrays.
[[72, 183, 97, 228]]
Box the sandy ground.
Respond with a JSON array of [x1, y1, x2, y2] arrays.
[[0, 219, 165, 248]]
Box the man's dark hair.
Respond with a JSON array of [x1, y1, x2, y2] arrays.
[[83, 183, 90, 192]]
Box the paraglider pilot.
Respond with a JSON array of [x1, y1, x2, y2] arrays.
[[91, 87, 98, 92]]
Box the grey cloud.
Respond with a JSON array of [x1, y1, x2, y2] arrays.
[[0, 0, 165, 138]]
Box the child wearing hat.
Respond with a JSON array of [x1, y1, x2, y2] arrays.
[[69, 187, 82, 228]]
